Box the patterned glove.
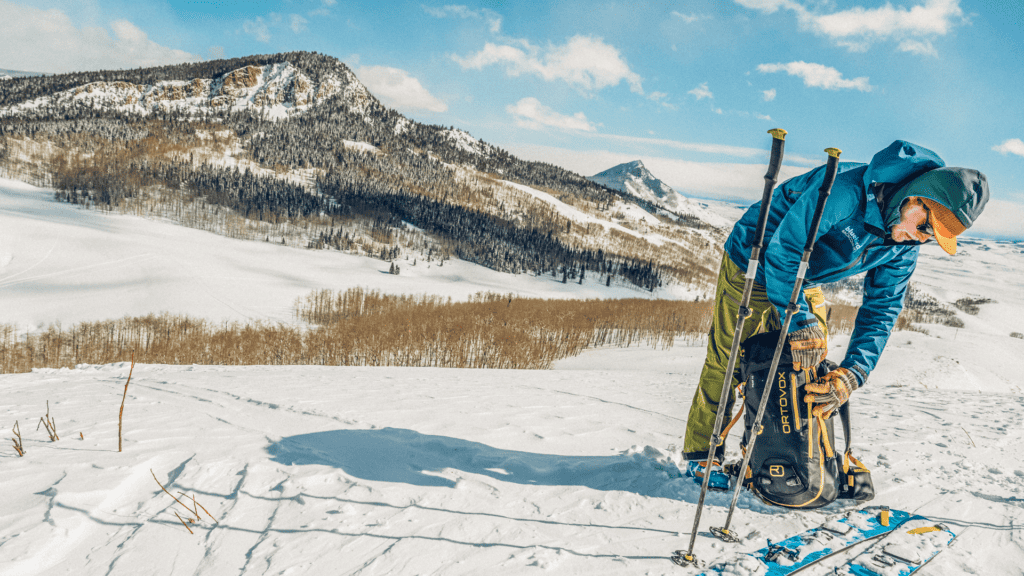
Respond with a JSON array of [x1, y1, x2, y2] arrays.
[[788, 324, 827, 371], [805, 367, 859, 417]]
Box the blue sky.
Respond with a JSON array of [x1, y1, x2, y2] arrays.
[[2, 0, 1023, 239]]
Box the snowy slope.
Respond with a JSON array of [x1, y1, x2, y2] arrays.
[[2, 328, 1022, 575], [0, 177, 700, 331], [3, 174, 1024, 575]]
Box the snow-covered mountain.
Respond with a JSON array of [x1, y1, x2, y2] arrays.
[[590, 160, 677, 207], [0, 62, 366, 120], [589, 160, 729, 228], [1, 53, 725, 293]]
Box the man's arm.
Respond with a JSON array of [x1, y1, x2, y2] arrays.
[[841, 247, 919, 385]]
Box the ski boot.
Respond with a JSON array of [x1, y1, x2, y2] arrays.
[[685, 460, 730, 491]]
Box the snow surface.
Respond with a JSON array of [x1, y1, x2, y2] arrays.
[[3, 176, 1024, 575], [0, 177, 698, 331]]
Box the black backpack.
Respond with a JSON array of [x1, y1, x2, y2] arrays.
[[735, 330, 874, 509]]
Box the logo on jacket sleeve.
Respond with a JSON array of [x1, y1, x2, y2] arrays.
[[841, 226, 863, 251]]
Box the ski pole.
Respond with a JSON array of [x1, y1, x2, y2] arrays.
[[674, 128, 787, 568], [712, 147, 842, 540]]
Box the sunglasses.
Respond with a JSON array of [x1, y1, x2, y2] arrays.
[[917, 201, 934, 237]]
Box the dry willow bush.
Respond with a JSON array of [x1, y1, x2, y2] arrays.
[[0, 288, 713, 373]]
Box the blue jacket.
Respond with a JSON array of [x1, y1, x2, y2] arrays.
[[724, 141, 946, 385]]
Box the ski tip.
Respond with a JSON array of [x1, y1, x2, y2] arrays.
[[825, 147, 842, 158], [768, 128, 787, 140]]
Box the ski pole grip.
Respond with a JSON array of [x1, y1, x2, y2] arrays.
[[765, 129, 787, 182], [819, 148, 842, 192], [752, 128, 787, 250]]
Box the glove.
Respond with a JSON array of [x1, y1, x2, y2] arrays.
[[788, 324, 827, 371], [805, 367, 859, 418]]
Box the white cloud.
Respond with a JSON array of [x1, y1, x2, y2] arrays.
[[762, 88, 777, 101], [734, 0, 965, 55], [671, 11, 709, 23], [290, 14, 309, 34], [993, 138, 1024, 158], [243, 17, 271, 42], [757, 61, 873, 91], [902, 39, 940, 57], [688, 82, 713, 100], [733, 0, 796, 14], [965, 198, 1024, 240], [506, 97, 596, 131], [756, 113, 772, 121], [647, 91, 676, 109], [423, 5, 502, 33], [453, 35, 643, 94], [357, 66, 448, 113], [0, 1, 199, 73], [589, 133, 806, 161]]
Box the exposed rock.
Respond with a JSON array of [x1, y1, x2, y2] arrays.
[[219, 65, 262, 97], [0, 62, 368, 120]]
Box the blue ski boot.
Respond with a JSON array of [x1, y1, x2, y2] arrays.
[[686, 460, 730, 491]]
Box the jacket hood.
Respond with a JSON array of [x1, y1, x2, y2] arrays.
[[861, 140, 944, 228], [883, 167, 990, 231], [863, 140, 945, 190]]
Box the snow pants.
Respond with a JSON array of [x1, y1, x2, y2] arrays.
[[682, 253, 829, 461]]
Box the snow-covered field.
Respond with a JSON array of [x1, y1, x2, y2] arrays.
[[3, 176, 1024, 575], [0, 177, 699, 332]]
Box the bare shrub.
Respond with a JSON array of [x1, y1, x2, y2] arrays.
[[1, 290, 713, 373], [897, 284, 963, 329], [826, 303, 859, 336], [38, 400, 58, 441], [953, 297, 993, 316], [11, 421, 24, 456]]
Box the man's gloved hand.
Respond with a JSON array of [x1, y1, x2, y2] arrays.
[[788, 324, 827, 371], [805, 367, 859, 417]]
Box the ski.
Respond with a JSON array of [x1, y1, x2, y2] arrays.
[[672, 507, 912, 574], [837, 517, 956, 575]]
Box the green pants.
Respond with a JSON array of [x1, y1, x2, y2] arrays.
[[682, 254, 829, 461]]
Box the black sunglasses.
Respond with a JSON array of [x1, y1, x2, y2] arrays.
[[917, 201, 934, 237]]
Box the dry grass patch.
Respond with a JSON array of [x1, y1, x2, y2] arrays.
[[1, 288, 713, 373]]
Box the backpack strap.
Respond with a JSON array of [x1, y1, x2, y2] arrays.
[[839, 402, 852, 454], [839, 402, 870, 473]]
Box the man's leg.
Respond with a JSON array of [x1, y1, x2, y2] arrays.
[[682, 254, 775, 461]]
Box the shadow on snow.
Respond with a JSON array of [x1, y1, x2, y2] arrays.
[[267, 427, 686, 498]]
